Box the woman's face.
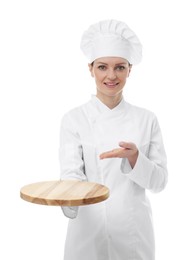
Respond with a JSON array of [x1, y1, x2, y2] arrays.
[[89, 57, 132, 99]]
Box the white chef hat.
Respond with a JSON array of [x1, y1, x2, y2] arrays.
[[80, 19, 142, 65]]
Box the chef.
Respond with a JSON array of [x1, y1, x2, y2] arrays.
[[59, 19, 168, 260]]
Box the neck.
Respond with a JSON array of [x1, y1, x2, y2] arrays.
[[96, 93, 123, 109]]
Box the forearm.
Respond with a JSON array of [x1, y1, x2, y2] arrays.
[[127, 150, 139, 169]]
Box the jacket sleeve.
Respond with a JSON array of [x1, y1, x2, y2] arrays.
[[59, 113, 87, 218], [121, 115, 168, 193], [59, 113, 87, 181]]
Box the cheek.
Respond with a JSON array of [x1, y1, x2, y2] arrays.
[[120, 75, 128, 83], [124, 71, 130, 80], [94, 72, 104, 82], [95, 78, 102, 87]]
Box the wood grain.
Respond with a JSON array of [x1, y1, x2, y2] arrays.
[[20, 180, 110, 206]]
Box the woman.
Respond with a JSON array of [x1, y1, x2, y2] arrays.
[[59, 19, 168, 260]]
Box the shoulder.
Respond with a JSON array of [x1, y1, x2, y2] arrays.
[[61, 100, 90, 124], [124, 102, 159, 129], [126, 101, 156, 120], [125, 102, 162, 135]]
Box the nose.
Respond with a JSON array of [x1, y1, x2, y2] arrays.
[[107, 68, 117, 80]]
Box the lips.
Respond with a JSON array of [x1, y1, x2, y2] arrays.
[[104, 82, 119, 88]]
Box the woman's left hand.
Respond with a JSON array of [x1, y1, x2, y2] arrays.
[[99, 142, 139, 168]]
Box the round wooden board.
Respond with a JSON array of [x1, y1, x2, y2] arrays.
[[20, 180, 110, 206]]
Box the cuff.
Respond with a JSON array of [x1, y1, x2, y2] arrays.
[[61, 206, 79, 219], [120, 151, 154, 189]]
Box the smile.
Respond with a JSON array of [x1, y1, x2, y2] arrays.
[[104, 82, 119, 88]]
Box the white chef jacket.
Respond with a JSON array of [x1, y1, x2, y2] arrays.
[[59, 95, 168, 260]]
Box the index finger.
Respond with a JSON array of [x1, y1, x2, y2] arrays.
[[99, 148, 122, 159]]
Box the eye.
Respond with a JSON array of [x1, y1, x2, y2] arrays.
[[98, 65, 107, 71], [115, 65, 126, 71]]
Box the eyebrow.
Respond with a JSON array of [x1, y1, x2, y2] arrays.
[[96, 62, 128, 65]]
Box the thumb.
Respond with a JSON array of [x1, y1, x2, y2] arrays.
[[119, 141, 133, 149]]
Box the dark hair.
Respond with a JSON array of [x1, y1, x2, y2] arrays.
[[90, 61, 132, 67]]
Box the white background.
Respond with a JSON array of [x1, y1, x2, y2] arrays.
[[0, 0, 189, 259]]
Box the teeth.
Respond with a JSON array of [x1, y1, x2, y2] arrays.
[[106, 83, 117, 86]]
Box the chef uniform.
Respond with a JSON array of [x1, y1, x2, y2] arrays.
[[59, 20, 168, 260]]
